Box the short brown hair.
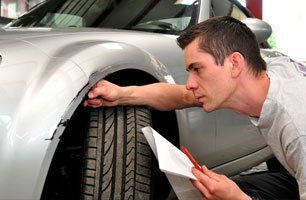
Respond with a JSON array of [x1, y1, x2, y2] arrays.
[[177, 16, 266, 76]]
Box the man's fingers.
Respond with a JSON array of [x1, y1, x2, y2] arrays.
[[86, 80, 120, 107], [202, 165, 223, 181], [88, 86, 108, 99], [87, 98, 103, 105], [88, 91, 95, 99], [191, 179, 210, 199], [193, 167, 222, 194], [96, 80, 109, 87], [85, 97, 118, 108], [193, 168, 214, 186]]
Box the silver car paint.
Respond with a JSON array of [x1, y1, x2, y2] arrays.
[[0, 29, 176, 199], [0, 0, 277, 199], [0, 40, 87, 198]]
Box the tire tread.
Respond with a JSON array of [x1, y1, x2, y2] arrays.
[[81, 106, 152, 200]]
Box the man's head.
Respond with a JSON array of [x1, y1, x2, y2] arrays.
[[177, 16, 266, 77], [177, 16, 267, 112]]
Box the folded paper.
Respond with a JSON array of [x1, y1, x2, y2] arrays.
[[142, 126, 202, 200]]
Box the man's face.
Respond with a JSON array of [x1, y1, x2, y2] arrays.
[[184, 39, 236, 112]]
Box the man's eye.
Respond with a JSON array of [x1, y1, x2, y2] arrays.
[[193, 68, 199, 73]]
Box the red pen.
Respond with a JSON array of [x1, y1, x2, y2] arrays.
[[181, 146, 202, 172]]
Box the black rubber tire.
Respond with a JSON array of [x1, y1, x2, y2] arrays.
[[81, 106, 153, 200]]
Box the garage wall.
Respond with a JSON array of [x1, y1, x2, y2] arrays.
[[263, 0, 306, 62]]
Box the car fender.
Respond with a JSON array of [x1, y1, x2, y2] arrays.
[[49, 39, 175, 137], [46, 39, 171, 82], [0, 46, 87, 199], [0, 38, 175, 199], [34, 41, 175, 199], [42, 40, 175, 142], [41, 41, 174, 197]]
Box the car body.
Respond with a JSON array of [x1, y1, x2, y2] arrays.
[[0, 0, 280, 199]]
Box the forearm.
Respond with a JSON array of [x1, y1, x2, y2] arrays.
[[118, 83, 200, 111]]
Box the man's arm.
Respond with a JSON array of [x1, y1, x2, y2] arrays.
[[84, 80, 200, 111], [286, 137, 306, 199]]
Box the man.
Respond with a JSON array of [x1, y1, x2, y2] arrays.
[[84, 16, 304, 199]]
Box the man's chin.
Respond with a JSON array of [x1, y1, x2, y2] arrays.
[[202, 104, 216, 113]]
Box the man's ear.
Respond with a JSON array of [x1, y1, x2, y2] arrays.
[[228, 52, 245, 78]]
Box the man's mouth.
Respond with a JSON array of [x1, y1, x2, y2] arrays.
[[195, 95, 205, 102]]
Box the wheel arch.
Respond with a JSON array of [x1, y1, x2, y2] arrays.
[[47, 38, 181, 141], [56, 66, 180, 143], [41, 67, 180, 198], [58, 67, 181, 147]]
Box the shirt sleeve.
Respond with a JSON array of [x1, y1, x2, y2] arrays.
[[286, 136, 306, 199]]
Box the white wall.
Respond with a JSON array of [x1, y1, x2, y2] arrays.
[[263, 0, 306, 61], [237, 0, 246, 7]]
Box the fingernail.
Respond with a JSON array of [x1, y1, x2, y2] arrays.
[[88, 92, 93, 98]]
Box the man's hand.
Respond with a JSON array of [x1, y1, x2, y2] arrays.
[[84, 80, 123, 108], [191, 166, 251, 200]]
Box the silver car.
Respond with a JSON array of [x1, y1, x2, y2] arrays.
[[0, 0, 279, 199]]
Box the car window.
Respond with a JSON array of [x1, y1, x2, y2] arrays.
[[8, 0, 199, 35], [210, 0, 248, 20]]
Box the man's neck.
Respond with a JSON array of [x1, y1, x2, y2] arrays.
[[228, 71, 270, 117]]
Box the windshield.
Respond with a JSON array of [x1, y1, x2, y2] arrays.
[[7, 0, 199, 35]]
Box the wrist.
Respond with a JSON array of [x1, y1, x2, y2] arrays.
[[117, 86, 139, 105]]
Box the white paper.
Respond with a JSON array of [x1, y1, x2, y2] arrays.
[[142, 126, 203, 200]]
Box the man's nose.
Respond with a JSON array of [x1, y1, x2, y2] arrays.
[[186, 73, 197, 90]]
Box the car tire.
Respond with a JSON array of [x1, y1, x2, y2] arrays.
[[81, 106, 154, 200]]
